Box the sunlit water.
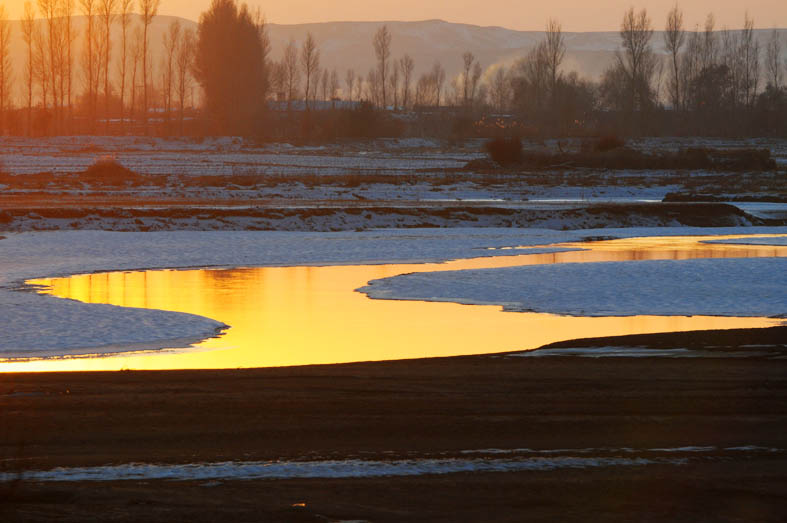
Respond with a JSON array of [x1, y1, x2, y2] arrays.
[[4, 235, 786, 372]]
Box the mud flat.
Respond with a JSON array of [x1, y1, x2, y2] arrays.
[[1, 327, 786, 522]]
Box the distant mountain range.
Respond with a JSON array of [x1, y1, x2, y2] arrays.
[[5, 16, 786, 99]]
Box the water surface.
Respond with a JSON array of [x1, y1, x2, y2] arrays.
[[5, 234, 785, 372]]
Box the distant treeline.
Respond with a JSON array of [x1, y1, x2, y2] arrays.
[[0, 0, 785, 138]]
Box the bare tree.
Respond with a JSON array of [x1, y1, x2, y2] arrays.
[[22, 2, 36, 134], [618, 7, 656, 111], [765, 29, 783, 89], [740, 13, 759, 107], [320, 67, 329, 102], [373, 25, 392, 108], [252, 7, 270, 103], [116, 0, 132, 128], [60, 0, 77, 130], [129, 25, 142, 121], [0, 5, 11, 133], [344, 68, 355, 101], [176, 28, 195, 133], [300, 32, 319, 109], [432, 61, 445, 106], [461, 51, 475, 107], [663, 4, 685, 110], [470, 61, 482, 106], [389, 60, 399, 109], [544, 18, 566, 103], [99, 0, 117, 131], [38, 0, 61, 127], [489, 66, 510, 113], [701, 13, 716, 71], [399, 54, 414, 109], [80, 0, 97, 128], [353, 75, 362, 102], [282, 39, 300, 108], [329, 69, 339, 106], [139, 0, 160, 132], [162, 20, 181, 131]]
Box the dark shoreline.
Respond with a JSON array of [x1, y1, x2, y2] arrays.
[[2, 326, 786, 522]]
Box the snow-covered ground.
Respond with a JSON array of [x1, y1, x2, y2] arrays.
[[360, 257, 787, 318], [1, 227, 785, 360]]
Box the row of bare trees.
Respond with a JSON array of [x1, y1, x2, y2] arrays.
[[0, 0, 785, 136], [0, 0, 201, 135]]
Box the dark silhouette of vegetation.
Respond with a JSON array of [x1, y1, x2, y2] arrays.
[[0, 3, 784, 139], [484, 137, 523, 165], [194, 0, 268, 134]]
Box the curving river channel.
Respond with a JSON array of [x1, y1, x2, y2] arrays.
[[4, 234, 786, 372]]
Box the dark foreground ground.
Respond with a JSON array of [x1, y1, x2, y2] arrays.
[[1, 327, 786, 522]]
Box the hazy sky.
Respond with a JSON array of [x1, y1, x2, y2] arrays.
[[5, 0, 787, 31]]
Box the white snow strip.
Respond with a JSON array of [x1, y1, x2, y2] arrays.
[[0, 457, 674, 483]]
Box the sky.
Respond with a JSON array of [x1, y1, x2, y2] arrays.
[[3, 0, 787, 31]]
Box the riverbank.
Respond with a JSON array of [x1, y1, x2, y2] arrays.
[[2, 327, 786, 521]]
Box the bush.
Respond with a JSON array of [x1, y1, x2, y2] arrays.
[[484, 137, 523, 165], [594, 135, 626, 152], [78, 157, 145, 186]]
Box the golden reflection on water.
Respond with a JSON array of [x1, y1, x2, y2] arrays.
[[5, 235, 786, 372]]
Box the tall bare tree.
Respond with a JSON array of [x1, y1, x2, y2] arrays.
[[300, 32, 319, 109], [373, 25, 392, 108], [117, 0, 132, 128], [22, 1, 36, 134], [740, 13, 759, 107], [344, 68, 355, 101], [329, 69, 339, 106], [162, 20, 181, 131], [664, 4, 685, 110], [0, 4, 11, 134], [765, 29, 783, 89], [701, 13, 716, 71], [129, 25, 142, 121], [320, 67, 329, 102], [470, 61, 482, 106], [80, 0, 97, 129], [489, 66, 510, 113], [139, 0, 160, 132], [282, 39, 300, 108], [60, 0, 77, 130], [461, 51, 475, 107], [432, 61, 445, 106], [399, 54, 413, 110], [34, 16, 49, 113], [389, 60, 399, 109], [176, 27, 195, 133], [544, 18, 566, 104], [38, 0, 60, 126], [618, 7, 656, 111], [99, 0, 117, 131]]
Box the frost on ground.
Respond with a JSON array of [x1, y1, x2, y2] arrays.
[[1, 227, 784, 358], [360, 257, 787, 318]]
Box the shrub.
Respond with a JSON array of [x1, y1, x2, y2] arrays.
[[484, 137, 523, 165], [79, 157, 144, 186], [594, 135, 626, 152]]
